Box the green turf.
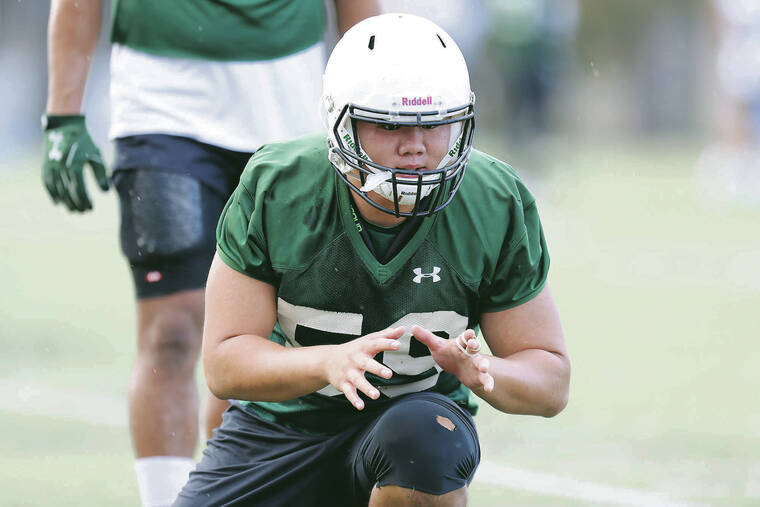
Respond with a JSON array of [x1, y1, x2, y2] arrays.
[[2, 141, 759, 506], [0, 411, 136, 506]]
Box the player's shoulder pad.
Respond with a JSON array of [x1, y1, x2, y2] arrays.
[[237, 133, 329, 198], [458, 148, 536, 211]]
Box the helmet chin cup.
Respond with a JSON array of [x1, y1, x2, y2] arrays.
[[323, 13, 476, 217]]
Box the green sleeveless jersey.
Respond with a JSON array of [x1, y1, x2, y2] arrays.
[[216, 134, 550, 434], [110, 0, 325, 61]]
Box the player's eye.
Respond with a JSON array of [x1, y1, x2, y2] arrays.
[[378, 123, 401, 131], [421, 124, 439, 130]]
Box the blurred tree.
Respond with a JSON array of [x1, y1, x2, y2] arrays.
[[576, 0, 707, 135]]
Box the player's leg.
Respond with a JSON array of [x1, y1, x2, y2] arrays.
[[351, 392, 480, 507], [368, 485, 467, 506], [130, 289, 204, 457], [175, 402, 360, 506], [130, 290, 205, 506], [114, 164, 230, 506]]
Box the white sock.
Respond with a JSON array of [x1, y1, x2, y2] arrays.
[[134, 456, 196, 507]]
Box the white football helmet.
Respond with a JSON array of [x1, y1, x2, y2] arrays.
[[323, 13, 475, 217]]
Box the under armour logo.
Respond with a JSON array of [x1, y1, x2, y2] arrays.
[[48, 131, 64, 161], [412, 266, 441, 283]]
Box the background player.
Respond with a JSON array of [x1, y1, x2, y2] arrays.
[[696, 0, 760, 206], [42, 1, 379, 505], [177, 13, 570, 506]]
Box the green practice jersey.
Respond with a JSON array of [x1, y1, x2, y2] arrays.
[[216, 134, 549, 434], [111, 0, 325, 61]]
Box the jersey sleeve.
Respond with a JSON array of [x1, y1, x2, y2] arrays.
[[480, 182, 550, 312], [216, 171, 279, 286]]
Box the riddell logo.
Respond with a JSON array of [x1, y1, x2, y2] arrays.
[[342, 133, 369, 160], [447, 136, 462, 158], [401, 96, 433, 106]]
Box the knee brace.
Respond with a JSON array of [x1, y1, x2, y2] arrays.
[[352, 393, 480, 499]]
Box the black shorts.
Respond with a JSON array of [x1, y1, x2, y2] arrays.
[[112, 135, 252, 299], [175, 393, 480, 507]]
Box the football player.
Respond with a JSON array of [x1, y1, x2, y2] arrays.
[[178, 13, 570, 507], [42, 1, 379, 505]]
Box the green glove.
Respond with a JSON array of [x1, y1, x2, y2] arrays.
[[42, 114, 110, 212]]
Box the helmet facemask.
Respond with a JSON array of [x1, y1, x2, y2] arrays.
[[328, 99, 475, 217]]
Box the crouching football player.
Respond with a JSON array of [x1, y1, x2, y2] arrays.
[[176, 13, 570, 507]]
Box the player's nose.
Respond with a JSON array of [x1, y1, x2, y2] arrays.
[[398, 126, 426, 158]]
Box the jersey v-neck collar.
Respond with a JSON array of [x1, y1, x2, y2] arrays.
[[336, 175, 437, 283]]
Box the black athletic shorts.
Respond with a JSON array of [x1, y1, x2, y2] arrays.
[[112, 134, 252, 299], [174, 392, 480, 507]]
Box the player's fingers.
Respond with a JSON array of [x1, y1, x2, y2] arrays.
[[55, 171, 78, 211], [474, 356, 489, 373], [89, 156, 110, 191], [63, 142, 89, 211], [72, 164, 94, 211], [43, 164, 60, 203], [369, 337, 401, 355], [466, 337, 482, 355], [410, 325, 443, 350], [350, 373, 380, 400], [61, 167, 86, 212], [59, 150, 79, 208], [377, 326, 405, 339], [455, 332, 480, 357], [363, 327, 403, 348], [479, 372, 495, 392], [363, 358, 393, 379], [341, 382, 364, 410]]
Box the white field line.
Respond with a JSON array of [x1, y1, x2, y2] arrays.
[[476, 462, 703, 507], [0, 379, 701, 506]]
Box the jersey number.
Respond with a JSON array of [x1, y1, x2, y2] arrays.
[[277, 298, 467, 397]]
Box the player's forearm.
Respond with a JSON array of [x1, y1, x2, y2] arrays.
[[204, 334, 334, 402], [473, 349, 570, 417], [46, 0, 102, 114], [333, 0, 380, 36]]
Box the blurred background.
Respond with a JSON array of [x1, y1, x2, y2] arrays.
[[1, 1, 759, 505]]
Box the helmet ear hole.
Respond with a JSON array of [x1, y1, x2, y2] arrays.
[[436, 34, 446, 48]]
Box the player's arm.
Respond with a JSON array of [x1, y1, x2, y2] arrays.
[[202, 253, 402, 410], [475, 285, 570, 416], [43, 0, 108, 212], [47, 0, 102, 114], [333, 0, 380, 36], [413, 285, 569, 417]]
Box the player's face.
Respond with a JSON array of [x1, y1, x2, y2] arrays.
[[354, 121, 451, 214], [356, 121, 451, 176]]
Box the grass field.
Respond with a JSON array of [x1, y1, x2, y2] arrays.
[[2, 139, 759, 506]]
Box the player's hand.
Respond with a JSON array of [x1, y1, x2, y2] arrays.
[[323, 326, 404, 410], [42, 114, 109, 212], [411, 325, 494, 393]]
